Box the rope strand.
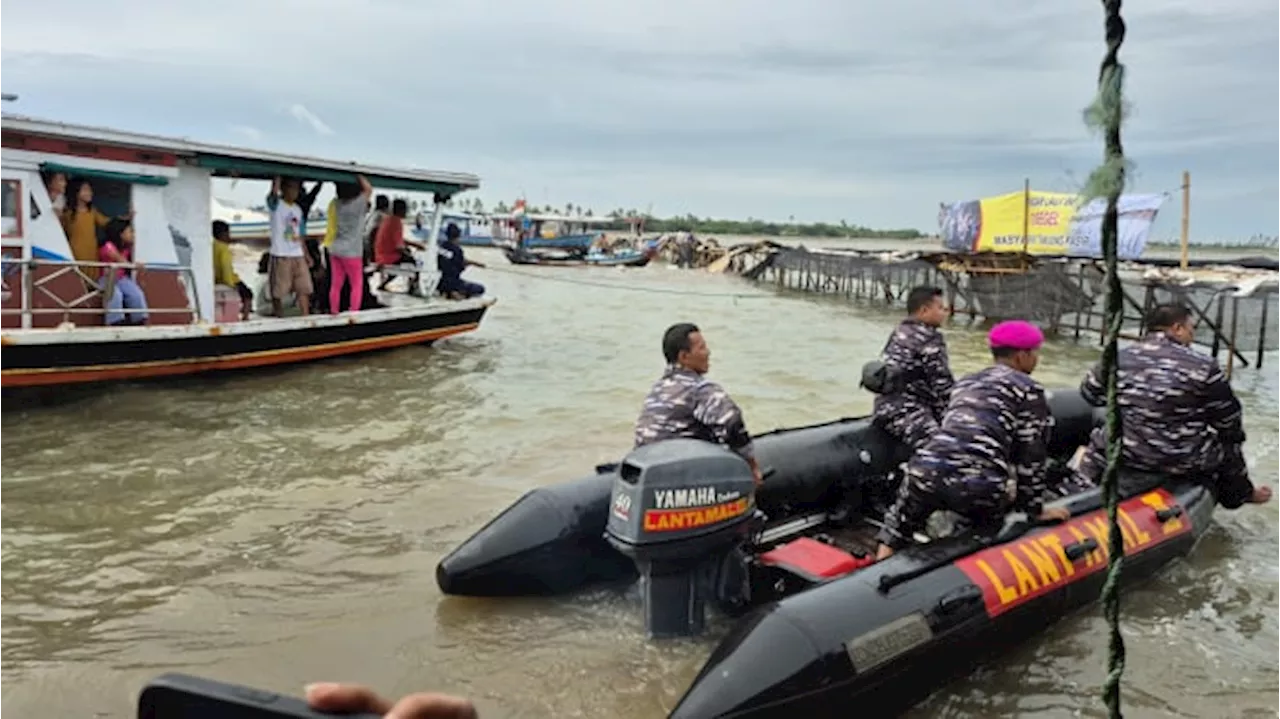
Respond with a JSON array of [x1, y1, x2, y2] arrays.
[[1083, 0, 1129, 716]]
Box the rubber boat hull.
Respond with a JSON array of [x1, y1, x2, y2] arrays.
[[669, 479, 1214, 718], [435, 388, 1099, 597]]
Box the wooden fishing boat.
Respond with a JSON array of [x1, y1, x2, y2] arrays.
[[503, 245, 652, 268], [0, 113, 495, 388]]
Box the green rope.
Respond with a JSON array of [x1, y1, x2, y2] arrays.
[[1082, 0, 1128, 716]]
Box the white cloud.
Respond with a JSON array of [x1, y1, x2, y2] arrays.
[[286, 104, 334, 136], [0, 0, 1274, 237], [229, 124, 263, 142]]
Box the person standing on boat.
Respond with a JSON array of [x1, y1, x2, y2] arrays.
[[212, 220, 254, 321], [327, 175, 374, 313], [97, 218, 148, 326], [1074, 303, 1272, 508], [634, 323, 764, 487], [437, 223, 486, 299], [265, 176, 313, 316], [873, 321, 1070, 560], [61, 179, 131, 272], [43, 170, 67, 214], [867, 286, 955, 450]]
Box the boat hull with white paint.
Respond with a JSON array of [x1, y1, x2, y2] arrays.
[[1, 113, 493, 389]]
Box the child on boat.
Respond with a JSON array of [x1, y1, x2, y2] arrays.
[[97, 218, 148, 326], [62, 179, 130, 274], [212, 220, 253, 321], [266, 176, 313, 316]]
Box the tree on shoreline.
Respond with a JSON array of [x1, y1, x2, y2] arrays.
[[448, 199, 927, 239]]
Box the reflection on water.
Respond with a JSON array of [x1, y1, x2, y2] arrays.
[[3, 247, 1277, 718]]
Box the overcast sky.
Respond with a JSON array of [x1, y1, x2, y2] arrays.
[[3, 0, 1276, 238]]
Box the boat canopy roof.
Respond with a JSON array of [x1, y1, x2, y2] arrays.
[[1, 113, 480, 198]]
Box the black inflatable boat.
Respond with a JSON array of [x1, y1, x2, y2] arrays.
[[667, 480, 1208, 718], [436, 389, 1215, 718]]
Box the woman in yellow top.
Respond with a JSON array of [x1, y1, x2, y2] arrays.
[[61, 179, 134, 276]]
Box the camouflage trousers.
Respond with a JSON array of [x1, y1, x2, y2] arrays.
[[875, 406, 940, 451], [875, 467, 1010, 549], [1076, 435, 1253, 509]]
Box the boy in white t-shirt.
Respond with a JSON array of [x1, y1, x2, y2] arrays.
[[266, 176, 313, 316]]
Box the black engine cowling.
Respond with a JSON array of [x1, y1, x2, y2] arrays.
[[604, 439, 763, 638]]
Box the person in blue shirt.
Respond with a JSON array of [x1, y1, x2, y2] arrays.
[[437, 223, 486, 299]]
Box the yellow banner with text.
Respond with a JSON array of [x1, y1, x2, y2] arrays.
[[939, 190, 1079, 255]]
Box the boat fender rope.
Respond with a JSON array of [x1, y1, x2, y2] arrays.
[[1083, 0, 1129, 716]]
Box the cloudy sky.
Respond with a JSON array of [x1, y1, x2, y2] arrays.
[[3, 0, 1276, 238]]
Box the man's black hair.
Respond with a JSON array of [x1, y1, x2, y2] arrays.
[[662, 322, 700, 363], [375, 194, 391, 211], [991, 345, 1021, 359], [212, 220, 230, 239], [1145, 303, 1192, 333], [335, 182, 361, 201], [445, 223, 461, 240], [907, 285, 944, 315], [391, 198, 408, 217]]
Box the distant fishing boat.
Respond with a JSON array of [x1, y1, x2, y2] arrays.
[[503, 245, 652, 268], [411, 211, 498, 247], [514, 214, 619, 251], [210, 197, 325, 245]]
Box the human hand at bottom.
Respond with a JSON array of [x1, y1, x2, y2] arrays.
[[306, 683, 477, 719], [1250, 486, 1272, 504]]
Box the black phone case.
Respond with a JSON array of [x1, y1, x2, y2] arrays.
[[138, 673, 381, 719]]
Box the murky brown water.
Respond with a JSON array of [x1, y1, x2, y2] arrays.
[[3, 245, 1277, 718]]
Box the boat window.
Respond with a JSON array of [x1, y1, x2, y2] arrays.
[[2, 179, 22, 239], [86, 177, 133, 218]]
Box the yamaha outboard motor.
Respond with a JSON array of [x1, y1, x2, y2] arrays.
[[604, 439, 763, 639]]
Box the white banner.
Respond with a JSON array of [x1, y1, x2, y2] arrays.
[[1063, 193, 1166, 260]]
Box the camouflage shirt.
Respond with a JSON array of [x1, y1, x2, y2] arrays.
[[634, 364, 755, 459], [1079, 332, 1244, 475], [873, 318, 955, 421], [909, 363, 1053, 514]]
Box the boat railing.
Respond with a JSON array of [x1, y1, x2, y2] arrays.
[[1, 257, 200, 329]]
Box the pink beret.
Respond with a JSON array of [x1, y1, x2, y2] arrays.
[[988, 320, 1045, 350]]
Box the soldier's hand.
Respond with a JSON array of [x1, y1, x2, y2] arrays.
[[1037, 506, 1071, 523], [1250, 486, 1272, 504], [752, 465, 764, 488]]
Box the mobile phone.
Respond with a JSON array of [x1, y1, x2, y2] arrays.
[[138, 672, 382, 719]]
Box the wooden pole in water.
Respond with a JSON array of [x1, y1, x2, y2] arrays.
[[1257, 296, 1270, 369], [1022, 178, 1031, 256], [1225, 296, 1240, 380], [1179, 171, 1191, 269]]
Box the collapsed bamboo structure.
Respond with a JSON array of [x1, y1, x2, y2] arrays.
[[727, 245, 1278, 372]]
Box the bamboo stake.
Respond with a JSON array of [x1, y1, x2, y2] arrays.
[[1179, 171, 1190, 269]]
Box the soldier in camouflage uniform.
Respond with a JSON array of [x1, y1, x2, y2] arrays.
[[1075, 304, 1272, 508], [874, 321, 1071, 559], [634, 322, 764, 486], [871, 286, 955, 450]]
